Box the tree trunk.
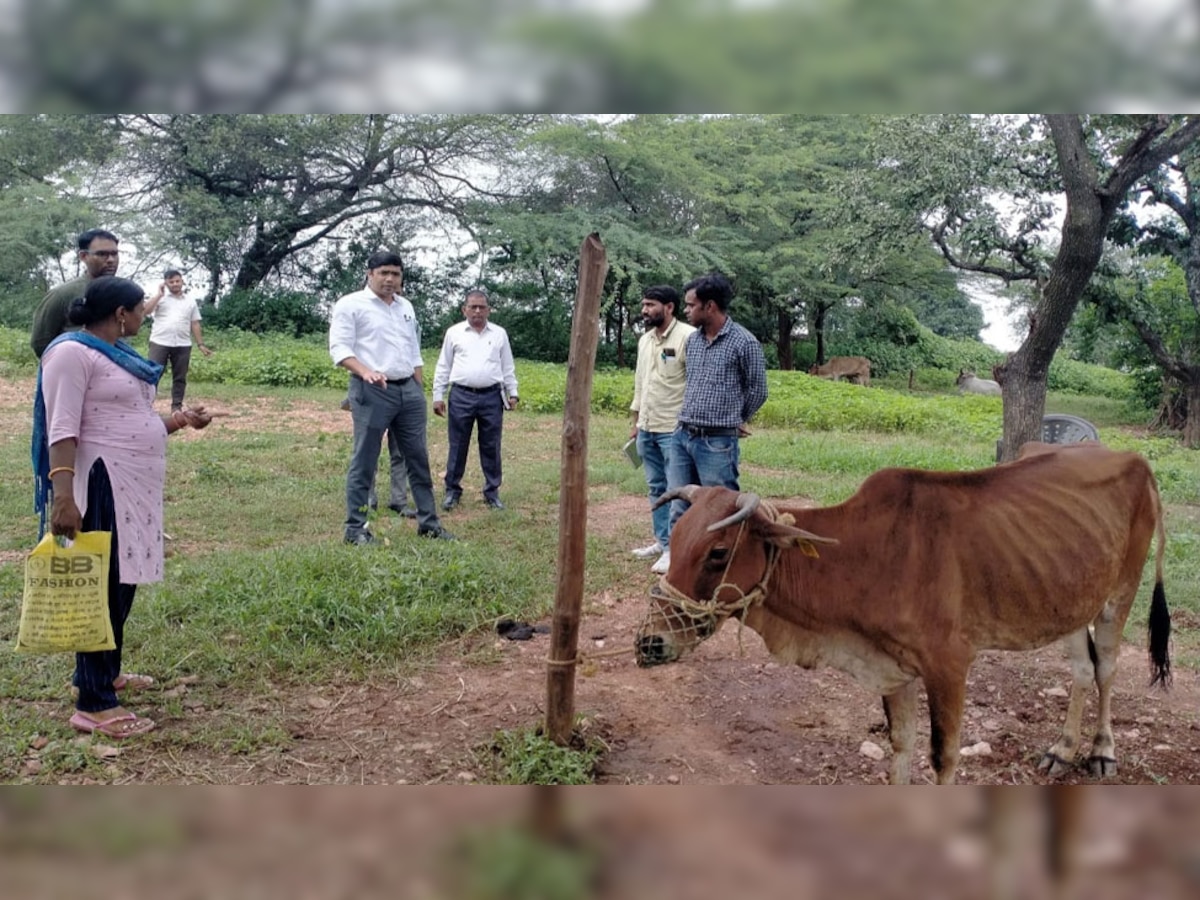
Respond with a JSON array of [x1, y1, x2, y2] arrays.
[[1185, 379, 1200, 449], [996, 364, 1049, 461], [234, 237, 292, 290], [994, 117, 1107, 462], [615, 279, 627, 368], [777, 308, 794, 370], [812, 302, 829, 365]]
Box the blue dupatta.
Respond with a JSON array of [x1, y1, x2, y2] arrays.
[[32, 331, 163, 536]]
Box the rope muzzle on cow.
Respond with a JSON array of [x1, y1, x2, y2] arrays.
[[641, 498, 794, 656]]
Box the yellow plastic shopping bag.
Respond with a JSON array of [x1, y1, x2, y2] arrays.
[[16, 531, 115, 654]]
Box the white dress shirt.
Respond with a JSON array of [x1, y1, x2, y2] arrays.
[[431, 320, 518, 402], [148, 293, 201, 347], [329, 288, 423, 379]]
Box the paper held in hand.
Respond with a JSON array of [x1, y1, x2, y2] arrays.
[[623, 437, 642, 467]]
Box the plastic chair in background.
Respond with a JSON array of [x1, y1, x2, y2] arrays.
[[995, 413, 1100, 462]]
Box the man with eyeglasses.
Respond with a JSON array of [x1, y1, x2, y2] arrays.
[[431, 288, 519, 511], [31, 229, 121, 358]]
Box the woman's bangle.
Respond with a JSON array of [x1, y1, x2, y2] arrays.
[[48, 466, 75, 479]]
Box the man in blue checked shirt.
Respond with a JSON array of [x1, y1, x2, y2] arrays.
[[663, 273, 768, 565]]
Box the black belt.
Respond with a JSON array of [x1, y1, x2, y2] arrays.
[[352, 374, 410, 385], [681, 423, 738, 437], [453, 383, 501, 394]]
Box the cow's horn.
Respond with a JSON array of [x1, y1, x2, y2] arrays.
[[706, 492, 761, 532], [652, 484, 701, 509]]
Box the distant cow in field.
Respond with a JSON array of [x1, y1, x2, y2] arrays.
[[809, 355, 871, 387], [957, 369, 1002, 396], [636, 442, 1171, 786]]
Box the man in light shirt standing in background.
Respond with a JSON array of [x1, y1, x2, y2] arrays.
[[432, 288, 519, 511], [144, 268, 212, 412], [629, 285, 694, 575]]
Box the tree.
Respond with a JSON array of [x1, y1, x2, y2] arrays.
[[1095, 144, 1200, 446], [467, 116, 721, 365], [858, 115, 1200, 458], [110, 114, 540, 304], [0, 116, 115, 326]]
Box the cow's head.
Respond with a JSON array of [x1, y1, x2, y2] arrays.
[[635, 486, 835, 667]]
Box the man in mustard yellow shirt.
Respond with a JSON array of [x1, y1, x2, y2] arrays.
[[629, 285, 695, 574]]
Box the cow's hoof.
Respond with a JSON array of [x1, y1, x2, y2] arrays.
[[1037, 752, 1074, 777], [1088, 755, 1118, 778]]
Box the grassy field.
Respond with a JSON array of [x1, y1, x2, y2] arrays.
[[1, 367, 1198, 782]]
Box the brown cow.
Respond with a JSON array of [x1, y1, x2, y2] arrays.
[[809, 355, 871, 386], [636, 442, 1171, 785]]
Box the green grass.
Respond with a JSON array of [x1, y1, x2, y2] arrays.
[[2, 360, 1199, 783], [483, 724, 604, 785]]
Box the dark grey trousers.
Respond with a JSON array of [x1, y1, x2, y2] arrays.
[[148, 342, 193, 410], [345, 376, 439, 539]]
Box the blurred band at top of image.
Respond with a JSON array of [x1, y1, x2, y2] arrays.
[[0, 0, 1195, 112]]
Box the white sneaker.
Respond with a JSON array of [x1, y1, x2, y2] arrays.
[[650, 550, 671, 574], [632, 542, 663, 559]]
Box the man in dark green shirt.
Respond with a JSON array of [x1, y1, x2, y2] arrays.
[[30, 228, 121, 358]]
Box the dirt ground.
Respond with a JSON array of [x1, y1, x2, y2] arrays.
[[197, 525, 1200, 788], [5, 380, 1200, 790]]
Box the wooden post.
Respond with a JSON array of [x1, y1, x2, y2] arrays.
[[545, 232, 608, 745]]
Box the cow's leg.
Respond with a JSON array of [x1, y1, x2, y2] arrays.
[[923, 662, 969, 784], [1087, 608, 1127, 778], [882, 681, 919, 785], [1039, 628, 1091, 778]]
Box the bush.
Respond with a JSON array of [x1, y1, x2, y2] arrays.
[[757, 371, 1004, 440], [1047, 356, 1133, 400], [187, 331, 348, 388], [205, 288, 328, 337]]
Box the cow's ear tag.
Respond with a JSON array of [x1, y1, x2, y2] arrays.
[[796, 539, 821, 558]]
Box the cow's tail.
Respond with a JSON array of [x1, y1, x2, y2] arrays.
[[1148, 483, 1171, 688]]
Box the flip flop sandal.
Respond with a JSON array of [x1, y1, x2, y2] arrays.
[[69, 711, 156, 739]]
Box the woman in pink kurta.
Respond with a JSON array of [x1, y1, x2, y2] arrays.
[[34, 276, 212, 739]]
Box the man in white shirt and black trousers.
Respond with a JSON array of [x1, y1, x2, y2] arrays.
[[432, 288, 519, 511], [329, 250, 454, 545], [144, 268, 212, 412]]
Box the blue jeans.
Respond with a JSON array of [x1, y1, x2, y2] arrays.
[[666, 427, 740, 529], [636, 429, 675, 548]]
